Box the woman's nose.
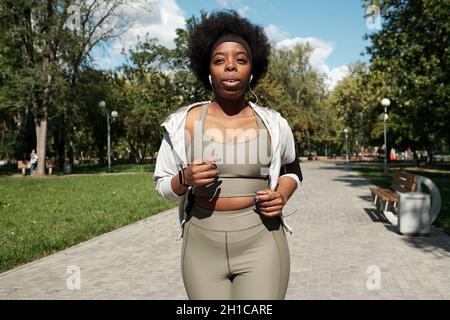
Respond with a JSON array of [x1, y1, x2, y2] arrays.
[[225, 61, 237, 71]]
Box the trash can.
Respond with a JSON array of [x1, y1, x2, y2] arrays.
[[63, 163, 72, 174], [397, 192, 431, 236]]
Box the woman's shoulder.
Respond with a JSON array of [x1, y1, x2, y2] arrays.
[[161, 101, 210, 128], [250, 101, 281, 120], [170, 101, 209, 118], [184, 104, 204, 131]]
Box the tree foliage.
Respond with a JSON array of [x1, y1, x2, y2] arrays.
[[363, 0, 450, 159], [9, 5, 442, 168]]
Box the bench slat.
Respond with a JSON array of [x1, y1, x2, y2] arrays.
[[392, 183, 416, 193], [17, 161, 29, 169], [391, 171, 417, 192], [371, 188, 398, 201]]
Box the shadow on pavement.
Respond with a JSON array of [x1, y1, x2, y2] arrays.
[[332, 174, 373, 189], [359, 195, 373, 202], [320, 161, 450, 257], [398, 231, 450, 257], [363, 208, 389, 224], [363, 208, 450, 256]]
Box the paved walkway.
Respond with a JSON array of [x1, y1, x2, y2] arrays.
[[1, 162, 449, 299]]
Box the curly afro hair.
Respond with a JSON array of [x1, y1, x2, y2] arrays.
[[188, 10, 270, 90]]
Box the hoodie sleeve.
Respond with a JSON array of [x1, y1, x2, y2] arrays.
[[153, 129, 183, 200], [280, 117, 296, 165]]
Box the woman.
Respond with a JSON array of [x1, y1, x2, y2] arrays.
[[153, 10, 302, 300], [30, 149, 38, 176]]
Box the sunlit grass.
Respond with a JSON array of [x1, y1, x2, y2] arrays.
[[0, 172, 178, 273]]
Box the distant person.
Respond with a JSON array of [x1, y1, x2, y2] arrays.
[[30, 149, 38, 176]]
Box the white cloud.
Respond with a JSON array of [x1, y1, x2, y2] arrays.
[[95, 0, 185, 69], [217, 0, 252, 16], [238, 6, 251, 16], [115, 0, 185, 51], [272, 29, 349, 90], [264, 24, 290, 42], [328, 65, 350, 90], [276, 37, 335, 74], [217, 0, 230, 7]]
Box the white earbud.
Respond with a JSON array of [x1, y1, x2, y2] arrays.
[[248, 74, 258, 105], [209, 74, 215, 95]]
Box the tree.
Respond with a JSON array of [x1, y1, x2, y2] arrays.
[[264, 44, 327, 156], [329, 63, 372, 155], [0, 0, 152, 174], [363, 0, 450, 163]]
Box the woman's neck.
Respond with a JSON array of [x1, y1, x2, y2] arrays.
[[212, 95, 248, 117]]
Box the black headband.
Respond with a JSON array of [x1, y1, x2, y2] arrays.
[[210, 34, 253, 67]]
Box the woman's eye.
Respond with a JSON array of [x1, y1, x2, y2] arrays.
[[214, 59, 224, 64]]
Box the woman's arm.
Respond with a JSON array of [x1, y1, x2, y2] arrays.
[[275, 175, 298, 205], [171, 172, 189, 196]]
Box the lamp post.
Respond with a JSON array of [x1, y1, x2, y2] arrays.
[[99, 101, 118, 172], [359, 112, 364, 160], [344, 128, 349, 163], [381, 98, 391, 176]]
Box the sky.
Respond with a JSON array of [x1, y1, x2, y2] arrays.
[[93, 0, 376, 89]]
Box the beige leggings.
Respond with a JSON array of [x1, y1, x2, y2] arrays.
[[181, 202, 290, 300]]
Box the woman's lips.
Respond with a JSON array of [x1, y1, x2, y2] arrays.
[[222, 79, 241, 88]]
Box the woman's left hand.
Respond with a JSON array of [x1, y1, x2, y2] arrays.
[[255, 189, 286, 217]]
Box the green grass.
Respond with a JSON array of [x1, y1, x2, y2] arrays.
[[0, 162, 156, 176], [354, 165, 450, 234], [72, 163, 156, 174], [0, 173, 178, 273]]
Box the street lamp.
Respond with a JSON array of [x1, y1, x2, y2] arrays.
[[381, 98, 391, 176], [99, 101, 118, 172], [344, 128, 349, 163]]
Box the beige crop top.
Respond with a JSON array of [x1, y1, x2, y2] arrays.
[[186, 103, 272, 198]]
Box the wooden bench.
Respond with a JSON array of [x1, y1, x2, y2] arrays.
[[17, 160, 29, 176], [46, 160, 56, 175], [370, 170, 417, 214]]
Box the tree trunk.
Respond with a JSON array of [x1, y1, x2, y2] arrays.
[[54, 126, 65, 169], [413, 150, 420, 167], [34, 60, 52, 176], [35, 116, 47, 175], [427, 148, 433, 166], [13, 106, 29, 161], [68, 140, 74, 167], [128, 142, 139, 163]]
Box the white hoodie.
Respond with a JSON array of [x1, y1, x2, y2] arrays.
[[153, 101, 300, 237]]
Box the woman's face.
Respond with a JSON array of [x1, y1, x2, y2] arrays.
[[209, 41, 252, 100]]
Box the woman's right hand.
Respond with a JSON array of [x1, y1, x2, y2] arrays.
[[183, 156, 220, 187]]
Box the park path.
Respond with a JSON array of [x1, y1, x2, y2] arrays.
[[1, 161, 449, 299]]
